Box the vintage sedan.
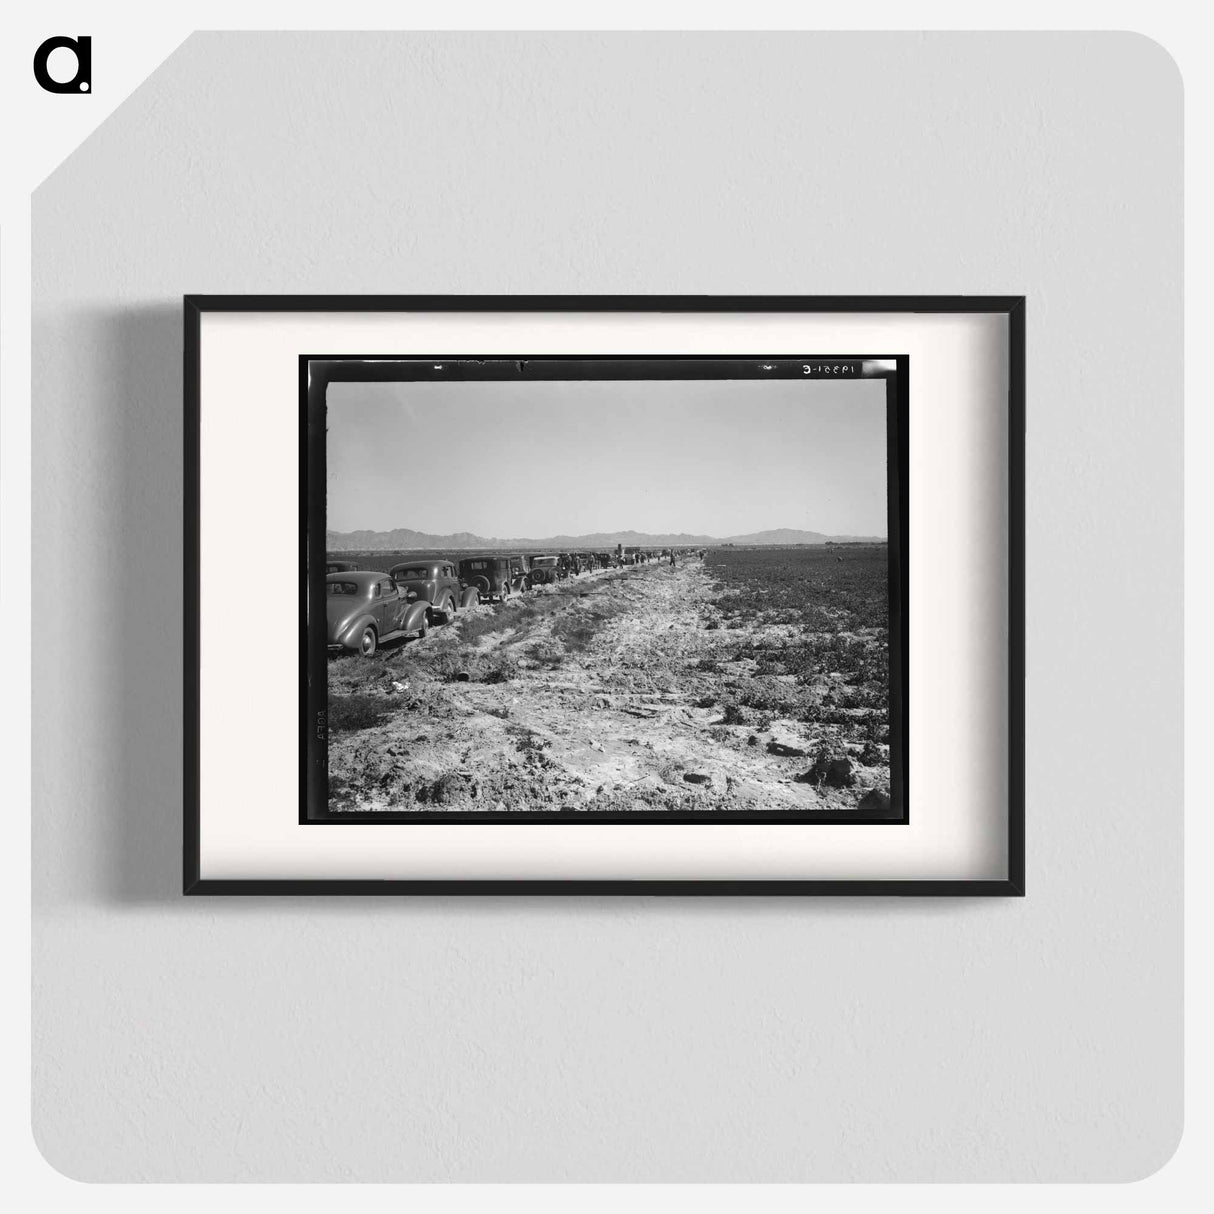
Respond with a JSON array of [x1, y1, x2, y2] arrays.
[[458, 555, 529, 603], [326, 571, 430, 657], [326, 559, 358, 574], [389, 559, 462, 624], [527, 555, 563, 586]]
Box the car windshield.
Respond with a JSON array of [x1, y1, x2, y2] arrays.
[[327, 582, 360, 596], [393, 567, 429, 580], [533, 557, 556, 567]]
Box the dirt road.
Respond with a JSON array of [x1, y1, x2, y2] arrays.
[[328, 559, 891, 814]]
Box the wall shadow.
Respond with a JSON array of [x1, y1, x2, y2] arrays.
[[90, 304, 185, 905]]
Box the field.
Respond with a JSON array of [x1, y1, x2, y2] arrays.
[[325, 545, 894, 816], [701, 545, 890, 736]]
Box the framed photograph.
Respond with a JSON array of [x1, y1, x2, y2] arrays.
[[185, 296, 1023, 894]]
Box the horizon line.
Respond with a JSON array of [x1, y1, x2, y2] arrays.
[[326, 525, 889, 540]]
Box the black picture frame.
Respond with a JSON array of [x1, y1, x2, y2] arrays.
[[184, 295, 1025, 896]]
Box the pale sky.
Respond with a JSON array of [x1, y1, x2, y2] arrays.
[[326, 377, 887, 538]]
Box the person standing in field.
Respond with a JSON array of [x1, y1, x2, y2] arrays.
[[670, 549, 677, 567]]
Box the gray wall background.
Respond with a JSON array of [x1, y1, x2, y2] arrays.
[[32, 33, 1182, 1182]]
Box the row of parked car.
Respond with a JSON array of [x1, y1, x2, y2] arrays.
[[324, 548, 675, 657]]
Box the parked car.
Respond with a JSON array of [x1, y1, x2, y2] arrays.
[[458, 554, 529, 603], [389, 559, 462, 624], [326, 571, 429, 656], [528, 554, 563, 586], [326, 559, 358, 574]]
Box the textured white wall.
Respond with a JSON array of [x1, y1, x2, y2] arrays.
[[31, 32, 1181, 1181]]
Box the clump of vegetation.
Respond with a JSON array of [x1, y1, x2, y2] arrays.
[[859, 740, 885, 766], [426, 644, 527, 685], [720, 701, 749, 726], [453, 608, 515, 646], [552, 622, 596, 653], [782, 634, 888, 697], [729, 677, 813, 718], [428, 652, 469, 682], [477, 654, 519, 684], [801, 703, 867, 727], [656, 758, 686, 784], [417, 772, 474, 804], [549, 600, 629, 653], [328, 693, 391, 733], [752, 656, 786, 677], [525, 639, 565, 668], [399, 684, 455, 718], [507, 724, 551, 754]]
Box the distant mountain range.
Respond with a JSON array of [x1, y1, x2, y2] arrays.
[[327, 526, 883, 551]]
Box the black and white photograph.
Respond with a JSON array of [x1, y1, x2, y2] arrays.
[[306, 357, 907, 823]]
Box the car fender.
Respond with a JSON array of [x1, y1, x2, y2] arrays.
[[335, 612, 378, 649], [459, 586, 480, 609], [402, 601, 431, 636]]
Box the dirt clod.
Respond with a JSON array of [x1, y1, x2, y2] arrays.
[[858, 787, 892, 813], [797, 754, 857, 788]]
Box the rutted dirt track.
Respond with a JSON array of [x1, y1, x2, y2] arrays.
[[328, 560, 892, 814]]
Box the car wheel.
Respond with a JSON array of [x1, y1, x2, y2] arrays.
[[358, 626, 378, 657], [445, 594, 456, 621], [416, 616, 428, 639]]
